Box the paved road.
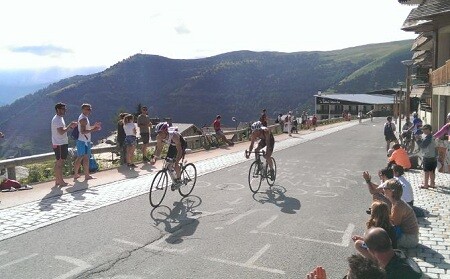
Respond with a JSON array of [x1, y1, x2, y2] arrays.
[[0, 119, 449, 278]]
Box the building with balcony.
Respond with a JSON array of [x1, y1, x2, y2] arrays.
[[399, 0, 450, 130]]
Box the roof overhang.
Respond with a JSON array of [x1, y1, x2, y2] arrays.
[[411, 34, 433, 51], [410, 85, 432, 98], [398, 0, 423, 5]]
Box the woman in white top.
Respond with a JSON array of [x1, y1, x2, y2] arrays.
[[123, 114, 137, 167]]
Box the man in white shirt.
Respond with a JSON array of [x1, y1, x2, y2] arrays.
[[51, 102, 77, 187], [73, 103, 101, 180]]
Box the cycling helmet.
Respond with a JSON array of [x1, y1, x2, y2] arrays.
[[412, 112, 418, 118], [155, 122, 168, 133], [251, 121, 262, 131]]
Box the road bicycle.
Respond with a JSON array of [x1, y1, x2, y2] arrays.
[[149, 156, 197, 207], [200, 127, 221, 150], [245, 150, 277, 193]]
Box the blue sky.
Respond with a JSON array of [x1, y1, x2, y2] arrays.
[[0, 0, 417, 70]]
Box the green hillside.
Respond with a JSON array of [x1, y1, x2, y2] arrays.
[[0, 40, 414, 158]]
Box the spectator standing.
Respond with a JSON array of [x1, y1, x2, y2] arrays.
[[381, 179, 419, 248], [73, 103, 101, 180], [387, 144, 411, 170], [259, 109, 268, 127], [117, 112, 127, 165], [213, 115, 234, 146], [383, 116, 398, 152], [286, 111, 292, 136], [364, 227, 422, 278], [292, 117, 298, 133], [0, 131, 4, 139], [417, 124, 437, 188], [51, 102, 77, 187], [408, 112, 423, 152], [137, 106, 152, 162], [358, 110, 363, 123], [311, 114, 318, 130], [434, 113, 450, 173], [301, 111, 308, 129], [276, 113, 283, 129], [123, 114, 137, 168]]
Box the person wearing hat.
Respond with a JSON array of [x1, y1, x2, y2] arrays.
[[417, 124, 437, 189], [434, 112, 450, 173], [212, 115, 234, 146]]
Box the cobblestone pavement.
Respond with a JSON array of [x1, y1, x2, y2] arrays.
[[403, 170, 450, 279], [0, 120, 449, 278]]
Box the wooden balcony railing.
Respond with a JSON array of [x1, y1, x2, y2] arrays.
[[430, 59, 450, 86]]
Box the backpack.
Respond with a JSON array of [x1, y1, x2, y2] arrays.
[[89, 155, 99, 172], [71, 127, 79, 140], [384, 123, 394, 136]]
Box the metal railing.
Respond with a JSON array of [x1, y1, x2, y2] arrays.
[[0, 124, 283, 180]]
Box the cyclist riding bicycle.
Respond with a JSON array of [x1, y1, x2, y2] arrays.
[[245, 121, 275, 177], [151, 122, 188, 187]]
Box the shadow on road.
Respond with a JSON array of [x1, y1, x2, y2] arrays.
[[253, 185, 301, 214], [149, 195, 201, 244]]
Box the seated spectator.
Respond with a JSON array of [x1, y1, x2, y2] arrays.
[[213, 115, 234, 146], [306, 254, 385, 279], [363, 168, 394, 210], [365, 227, 422, 278], [380, 179, 419, 248], [389, 165, 414, 207], [387, 144, 411, 170], [352, 201, 397, 261]]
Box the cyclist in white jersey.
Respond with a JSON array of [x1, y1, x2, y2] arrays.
[[151, 122, 187, 185]]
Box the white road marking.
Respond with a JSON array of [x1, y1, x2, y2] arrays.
[[341, 223, 355, 247], [245, 244, 270, 265], [259, 223, 355, 247], [226, 198, 243, 205], [53, 256, 92, 279], [205, 244, 284, 275], [257, 215, 278, 229], [192, 208, 233, 220], [113, 238, 189, 254], [0, 253, 38, 269], [225, 209, 268, 226]]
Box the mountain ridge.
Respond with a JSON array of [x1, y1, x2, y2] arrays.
[[0, 39, 414, 158]]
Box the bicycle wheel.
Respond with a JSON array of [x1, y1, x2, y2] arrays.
[[200, 136, 211, 150], [149, 170, 169, 207], [248, 161, 262, 193], [179, 163, 197, 197], [266, 157, 277, 186]]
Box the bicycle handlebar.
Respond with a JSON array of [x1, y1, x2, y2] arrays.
[[245, 150, 265, 157]]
